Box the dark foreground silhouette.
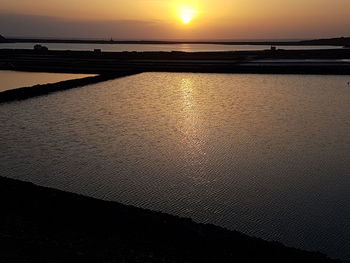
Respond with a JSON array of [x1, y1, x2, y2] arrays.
[[0, 176, 346, 263]]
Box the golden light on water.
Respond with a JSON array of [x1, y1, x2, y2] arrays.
[[178, 6, 197, 24], [178, 77, 208, 178]]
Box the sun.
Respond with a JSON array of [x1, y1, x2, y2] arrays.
[[178, 6, 196, 24]]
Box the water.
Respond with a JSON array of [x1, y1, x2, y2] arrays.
[[0, 70, 94, 92], [0, 73, 349, 260], [0, 42, 342, 52]]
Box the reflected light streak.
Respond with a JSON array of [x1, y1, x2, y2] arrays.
[[178, 77, 209, 183]]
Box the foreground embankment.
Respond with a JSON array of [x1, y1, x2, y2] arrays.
[[0, 176, 346, 263], [1, 49, 350, 74]]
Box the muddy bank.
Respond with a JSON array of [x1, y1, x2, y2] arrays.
[[1, 49, 350, 75], [0, 176, 346, 263], [0, 72, 139, 103]]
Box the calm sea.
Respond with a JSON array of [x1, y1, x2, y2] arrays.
[[0, 42, 342, 52], [0, 73, 349, 260]]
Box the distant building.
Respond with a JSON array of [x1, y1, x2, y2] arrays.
[[34, 44, 49, 51], [270, 46, 277, 51], [94, 49, 102, 53]]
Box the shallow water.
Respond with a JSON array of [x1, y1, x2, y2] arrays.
[[0, 73, 349, 260], [0, 42, 342, 52], [0, 70, 94, 92]]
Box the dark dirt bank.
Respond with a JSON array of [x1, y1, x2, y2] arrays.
[[1, 49, 350, 75], [0, 176, 346, 263], [0, 73, 139, 104]]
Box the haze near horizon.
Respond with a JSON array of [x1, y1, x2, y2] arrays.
[[0, 0, 349, 40]]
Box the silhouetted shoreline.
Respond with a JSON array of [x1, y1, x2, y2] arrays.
[[1, 36, 349, 47], [1, 49, 350, 75], [0, 176, 346, 262]]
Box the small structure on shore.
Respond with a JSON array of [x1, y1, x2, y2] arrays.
[[270, 46, 277, 51], [0, 34, 7, 43], [34, 44, 48, 51]]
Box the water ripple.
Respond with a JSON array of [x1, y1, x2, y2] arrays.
[[0, 73, 349, 260]]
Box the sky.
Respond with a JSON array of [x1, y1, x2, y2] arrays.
[[0, 0, 349, 40]]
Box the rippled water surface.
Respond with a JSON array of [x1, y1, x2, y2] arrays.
[[0, 70, 94, 92], [0, 73, 349, 260]]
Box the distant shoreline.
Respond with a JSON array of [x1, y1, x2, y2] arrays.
[[1, 49, 350, 76], [2, 36, 350, 47]]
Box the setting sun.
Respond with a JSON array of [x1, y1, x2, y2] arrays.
[[178, 6, 197, 24]]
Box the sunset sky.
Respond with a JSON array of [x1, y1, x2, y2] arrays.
[[0, 0, 349, 39]]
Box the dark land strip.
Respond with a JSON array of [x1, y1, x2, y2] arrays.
[[1, 49, 350, 75], [0, 176, 347, 263], [0, 73, 140, 104], [2, 36, 350, 47]]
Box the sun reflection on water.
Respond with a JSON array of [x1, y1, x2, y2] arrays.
[[178, 77, 209, 184]]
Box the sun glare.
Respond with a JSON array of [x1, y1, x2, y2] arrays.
[[179, 6, 196, 24]]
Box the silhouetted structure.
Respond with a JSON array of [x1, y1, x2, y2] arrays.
[[33, 44, 48, 51]]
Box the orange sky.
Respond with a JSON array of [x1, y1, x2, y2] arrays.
[[0, 0, 349, 39]]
